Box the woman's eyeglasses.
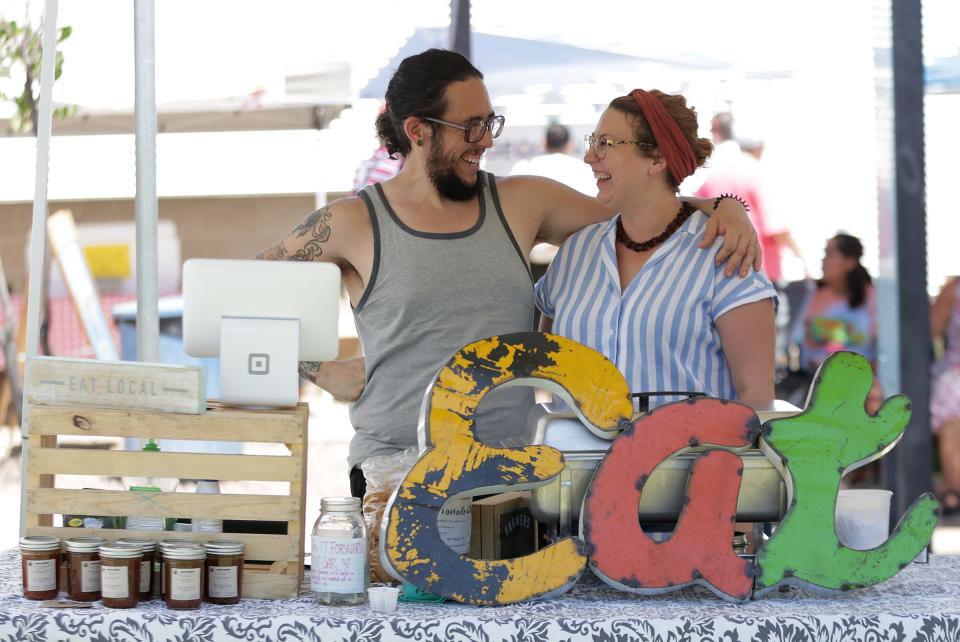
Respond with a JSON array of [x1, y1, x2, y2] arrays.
[[422, 115, 505, 143], [585, 133, 655, 159]]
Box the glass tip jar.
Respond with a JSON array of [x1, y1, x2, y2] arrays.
[[311, 496, 368, 605]]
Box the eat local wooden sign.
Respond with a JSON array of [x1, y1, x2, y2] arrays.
[[382, 333, 938, 605]]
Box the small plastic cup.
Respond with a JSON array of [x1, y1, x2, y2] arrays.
[[835, 489, 893, 550], [368, 585, 400, 612]]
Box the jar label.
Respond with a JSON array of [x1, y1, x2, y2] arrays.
[[26, 559, 57, 592], [438, 497, 472, 554], [101, 565, 129, 599], [208, 565, 238, 598], [170, 567, 201, 601], [311, 536, 367, 593], [82, 560, 102, 593], [140, 560, 151, 592]]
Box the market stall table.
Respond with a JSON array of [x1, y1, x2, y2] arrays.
[[0, 550, 958, 641]]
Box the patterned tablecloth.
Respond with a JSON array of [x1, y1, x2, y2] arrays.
[[1, 549, 958, 642]]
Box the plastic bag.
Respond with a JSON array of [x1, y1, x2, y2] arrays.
[[360, 448, 420, 584]]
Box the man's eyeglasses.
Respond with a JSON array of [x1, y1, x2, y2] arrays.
[[422, 115, 505, 143], [585, 133, 655, 160]]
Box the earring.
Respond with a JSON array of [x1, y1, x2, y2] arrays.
[[417, 138, 423, 146]]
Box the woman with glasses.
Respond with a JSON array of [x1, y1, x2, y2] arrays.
[[536, 90, 778, 411]]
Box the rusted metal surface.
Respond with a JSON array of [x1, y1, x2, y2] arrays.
[[383, 332, 632, 605], [755, 352, 938, 595], [582, 397, 760, 602]]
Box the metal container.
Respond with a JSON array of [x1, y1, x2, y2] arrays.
[[526, 401, 801, 534]]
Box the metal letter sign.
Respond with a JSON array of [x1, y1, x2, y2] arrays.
[[382, 333, 632, 605], [582, 398, 759, 602], [755, 352, 938, 595], [383, 337, 937, 603]]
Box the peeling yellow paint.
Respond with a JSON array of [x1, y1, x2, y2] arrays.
[[384, 334, 632, 604], [495, 539, 586, 603]]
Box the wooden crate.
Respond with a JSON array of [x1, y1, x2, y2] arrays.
[[23, 401, 308, 599]]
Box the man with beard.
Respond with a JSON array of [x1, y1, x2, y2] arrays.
[[255, 49, 760, 496]]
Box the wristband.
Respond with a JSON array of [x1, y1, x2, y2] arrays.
[[712, 193, 750, 212]]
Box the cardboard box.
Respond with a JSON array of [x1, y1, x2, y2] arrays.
[[470, 491, 538, 560]]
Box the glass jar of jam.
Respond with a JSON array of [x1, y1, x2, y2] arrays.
[[19, 536, 62, 600], [65, 536, 106, 602], [204, 540, 245, 604], [99, 544, 142, 609], [116, 537, 156, 600], [163, 545, 206, 609], [158, 538, 197, 597]]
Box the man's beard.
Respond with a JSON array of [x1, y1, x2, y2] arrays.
[[427, 137, 481, 202]]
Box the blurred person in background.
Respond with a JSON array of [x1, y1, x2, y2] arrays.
[[695, 113, 801, 285], [795, 233, 882, 414], [929, 276, 960, 515], [510, 122, 597, 305], [537, 90, 777, 412], [351, 145, 404, 194], [510, 122, 596, 196], [352, 103, 404, 193]]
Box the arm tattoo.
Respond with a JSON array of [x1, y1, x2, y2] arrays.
[[254, 243, 288, 261], [290, 206, 333, 262], [299, 360, 321, 384]]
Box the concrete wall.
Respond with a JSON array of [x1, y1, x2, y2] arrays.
[[0, 194, 316, 294]]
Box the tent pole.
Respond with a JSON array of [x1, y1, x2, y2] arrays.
[[134, 0, 159, 364], [449, 0, 471, 60], [19, 0, 60, 538]]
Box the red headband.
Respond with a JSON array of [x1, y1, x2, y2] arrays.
[[629, 89, 697, 183]]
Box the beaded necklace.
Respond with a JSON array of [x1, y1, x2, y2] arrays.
[[615, 201, 695, 253]]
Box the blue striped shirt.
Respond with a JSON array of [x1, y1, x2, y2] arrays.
[[536, 209, 777, 409]]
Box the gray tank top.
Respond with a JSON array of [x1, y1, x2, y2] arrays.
[[348, 172, 535, 470]]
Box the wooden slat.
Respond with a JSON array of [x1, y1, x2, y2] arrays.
[[28, 488, 300, 521], [27, 356, 205, 415], [27, 403, 307, 444], [242, 565, 299, 599], [26, 434, 57, 527], [25, 527, 298, 561], [29, 449, 300, 482], [288, 441, 307, 590]]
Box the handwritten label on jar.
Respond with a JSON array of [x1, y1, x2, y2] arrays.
[[311, 537, 367, 593], [81, 560, 102, 593], [139, 561, 151, 592], [170, 567, 201, 601], [208, 566, 238, 598], [101, 565, 129, 599], [26, 559, 56, 592]]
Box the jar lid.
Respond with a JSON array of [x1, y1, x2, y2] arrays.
[[158, 538, 197, 551], [163, 546, 206, 561], [321, 496, 361, 512], [19, 535, 61, 551], [100, 544, 144, 559], [65, 536, 106, 552], [204, 539, 245, 555], [115, 537, 157, 552]]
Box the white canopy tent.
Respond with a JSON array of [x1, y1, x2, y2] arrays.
[[18, 0, 161, 536]]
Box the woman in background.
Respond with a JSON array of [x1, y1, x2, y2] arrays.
[[798, 233, 882, 413], [930, 276, 960, 515]]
